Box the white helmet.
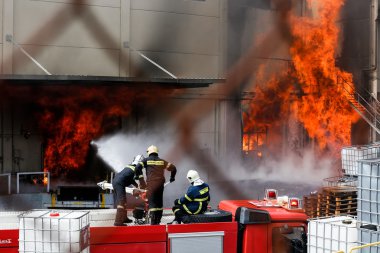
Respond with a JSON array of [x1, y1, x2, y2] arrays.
[[147, 145, 158, 156], [187, 170, 200, 183], [132, 155, 144, 165]]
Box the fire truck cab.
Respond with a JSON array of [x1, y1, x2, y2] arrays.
[[0, 189, 308, 253], [218, 189, 308, 253]]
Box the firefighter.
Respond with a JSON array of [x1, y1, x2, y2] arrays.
[[135, 145, 177, 225], [169, 169, 210, 224], [112, 154, 146, 226]]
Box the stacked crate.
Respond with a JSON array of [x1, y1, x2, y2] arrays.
[[357, 158, 380, 252], [303, 192, 318, 218], [323, 187, 357, 216], [303, 186, 357, 218], [306, 144, 380, 252], [342, 145, 380, 176]]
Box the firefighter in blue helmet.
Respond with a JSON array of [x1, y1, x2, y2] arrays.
[[112, 154, 146, 226], [135, 145, 177, 225], [169, 169, 210, 224]]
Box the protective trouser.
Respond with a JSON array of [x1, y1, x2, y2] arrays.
[[147, 181, 164, 225], [172, 205, 187, 223], [150, 210, 163, 225], [114, 206, 126, 226], [123, 204, 133, 223], [113, 182, 133, 225]]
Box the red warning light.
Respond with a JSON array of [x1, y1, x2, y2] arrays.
[[50, 212, 59, 217]]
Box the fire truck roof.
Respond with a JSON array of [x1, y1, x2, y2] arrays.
[[218, 199, 308, 222]]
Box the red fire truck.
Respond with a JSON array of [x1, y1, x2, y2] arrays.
[[0, 189, 308, 253]]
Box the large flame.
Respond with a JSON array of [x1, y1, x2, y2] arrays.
[[243, 0, 360, 155], [38, 87, 135, 176]]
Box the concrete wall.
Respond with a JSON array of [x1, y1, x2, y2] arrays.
[[0, 0, 225, 78]]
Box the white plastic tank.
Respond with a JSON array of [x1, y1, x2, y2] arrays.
[[308, 216, 358, 253], [18, 210, 90, 253]]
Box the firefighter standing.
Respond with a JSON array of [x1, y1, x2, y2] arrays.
[[169, 170, 210, 224], [135, 145, 177, 225], [112, 154, 146, 226]]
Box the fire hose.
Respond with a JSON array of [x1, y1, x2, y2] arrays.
[[97, 180, 172, 193]]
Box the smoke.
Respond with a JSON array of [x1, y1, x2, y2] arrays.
[[92, 130, 330, 207], [242, 149, 334, 184], [92, 131, 177, 173], [92, 131, 215, 206]]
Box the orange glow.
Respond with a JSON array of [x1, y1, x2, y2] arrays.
[[43, 176, 48, 185], [38, 87, 136, 176], [242, 133, 266, 152], [243, 0, 359, 155]]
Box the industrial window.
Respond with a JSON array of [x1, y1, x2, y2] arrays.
[[242, 126, 267, 158]]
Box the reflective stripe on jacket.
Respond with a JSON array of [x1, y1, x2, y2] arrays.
[[179, 183, 210, 215]]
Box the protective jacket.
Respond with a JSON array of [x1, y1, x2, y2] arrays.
[[175, 182, 210, 214], [136, 154, 177, 184], [113, 164, 143, 187], [135, 153, 176, 224]]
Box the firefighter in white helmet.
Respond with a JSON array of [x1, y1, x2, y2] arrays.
[[112, 154, 146, 226], [169, 169, 210, 224], [135, 145, 177, 225]]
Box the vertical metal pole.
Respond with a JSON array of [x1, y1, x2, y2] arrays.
[[110, 172, 114, 193], [17, 172, 19, 194], [8, 174, 11, 194], [47, 172, 50, 193]]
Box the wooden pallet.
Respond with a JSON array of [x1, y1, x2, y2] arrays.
[[303, 186, 358, 218]]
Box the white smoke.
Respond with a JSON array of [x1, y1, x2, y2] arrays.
[[92, 131, 179, 173], [227, 149, 335, 185], [92, 130, 334, 206]]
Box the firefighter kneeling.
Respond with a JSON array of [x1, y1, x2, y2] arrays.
[[169, 170, 210, 224]]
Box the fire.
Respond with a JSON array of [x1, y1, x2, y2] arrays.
[[43, 176, 48, 185], [37, 86, 135, 176], [242, 129, 266, 153], [243, 0, 359, 156]]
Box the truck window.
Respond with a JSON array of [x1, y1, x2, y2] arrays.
[[272, 226, 306, 253]]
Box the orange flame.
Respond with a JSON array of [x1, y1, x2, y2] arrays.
[[242, 132, 266, 152], [243, 0, 359, 155], [38, 87, 135, 176], [43, 176, 48, 185]]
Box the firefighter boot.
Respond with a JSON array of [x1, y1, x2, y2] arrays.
[[114, 207, 126, 226], [150, 211, 162, 225], [123, 208, 133, 223], [154, 210, 163, 225]]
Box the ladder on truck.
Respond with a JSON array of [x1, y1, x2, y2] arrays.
[[338, 75, 380, 135]]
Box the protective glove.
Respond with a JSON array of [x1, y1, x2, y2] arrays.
[[170, 177, 175, 183], [97, 181, 107, 190], [174, 199, 180, 205]]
